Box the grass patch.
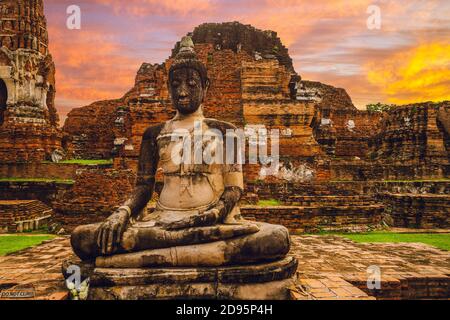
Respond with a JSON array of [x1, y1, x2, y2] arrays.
[[257, 199, 282, 207], [0, 235, 56, 256], [337, 232, 450, 251], [0, 178, 74, 184], [43, 159, 113, 165]]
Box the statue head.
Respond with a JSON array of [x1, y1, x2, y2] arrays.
[[169, 36, 209, 115]]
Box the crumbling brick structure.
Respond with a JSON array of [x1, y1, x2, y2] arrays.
[[0, 0, 61, 163]]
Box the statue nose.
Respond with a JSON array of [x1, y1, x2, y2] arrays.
[[178, 84, 189, 97]]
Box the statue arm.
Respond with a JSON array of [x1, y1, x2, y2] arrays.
[[97, 125, 163, 255], [122, 124, 163, 219]]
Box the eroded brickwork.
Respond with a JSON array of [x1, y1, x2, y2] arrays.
[[53, 169, 135, 215], [0, 0, 61, 163]]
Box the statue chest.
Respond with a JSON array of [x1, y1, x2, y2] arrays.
[[156, 124, 224, 175]]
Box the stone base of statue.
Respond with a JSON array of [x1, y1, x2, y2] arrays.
[[62, 256, 298, 300]]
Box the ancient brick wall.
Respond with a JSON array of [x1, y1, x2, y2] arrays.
[[371, 102, 449, 164], [331, 110, 382, 158], [241, 205, 383, 233], [53, 169, 135, 215], [369, 102, 449, 179], [297, 80, 356, 111], [0, 200, 53, 233], [0, 180, 72, 206], [0, 162, 112, 180], [63, 99, 124, 159], [383, 193, 450, 228]]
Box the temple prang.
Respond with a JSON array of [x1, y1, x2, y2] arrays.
[[0, 0, 61, 163]]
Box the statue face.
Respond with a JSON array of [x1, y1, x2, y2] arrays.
[[170, 68, 207, 115]]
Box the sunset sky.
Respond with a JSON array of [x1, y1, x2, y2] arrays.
[[43, 0, 450, 124]]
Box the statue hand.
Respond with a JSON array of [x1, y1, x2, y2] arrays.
[[165, 208, 221, 230], [97, 209, 129, 255]]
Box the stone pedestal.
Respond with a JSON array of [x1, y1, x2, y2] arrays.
[[63, 256, 298, 300]]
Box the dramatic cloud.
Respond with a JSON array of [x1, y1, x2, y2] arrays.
[[43, 0, 450, 125], [366, 42, 450, 104], [93, 0, 213, 16]]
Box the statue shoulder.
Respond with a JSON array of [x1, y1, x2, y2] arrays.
[[142, 123, 165, 140], [204, 119, 238, 135]]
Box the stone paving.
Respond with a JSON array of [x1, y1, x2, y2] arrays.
[[0, 235, 448, 300], [0, 237, 71, 300], [290, 236, 450, 300]]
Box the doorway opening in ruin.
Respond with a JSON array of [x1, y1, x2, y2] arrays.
[[0, 79, 7, 126]]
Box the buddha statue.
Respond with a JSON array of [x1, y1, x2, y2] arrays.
[[70, 36, 291, 270]]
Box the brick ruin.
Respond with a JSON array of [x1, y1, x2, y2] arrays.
[[0, 0, 62, 232], [0, 0, 61, 163], [0, 200, 53, 233], [0, 20, 449, 233]]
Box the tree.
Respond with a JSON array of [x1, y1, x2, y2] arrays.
[[366, 103, 397, 113]]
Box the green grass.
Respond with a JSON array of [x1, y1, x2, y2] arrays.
[[257, 199, 282, 207], [0, 235, 56, 256], [337, 232, 450, 251], [42, 159, 113, 165], [0, 178, 74, 184]]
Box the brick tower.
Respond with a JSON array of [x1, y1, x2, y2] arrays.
[[0, 0, 61, 163]]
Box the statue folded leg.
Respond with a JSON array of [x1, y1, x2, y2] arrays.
[[71, 221, 261, 261], [96, 223, 290, 268]]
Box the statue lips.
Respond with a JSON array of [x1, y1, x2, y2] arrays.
[[178, 99, 190, 106], [177, 99, 198, 114]]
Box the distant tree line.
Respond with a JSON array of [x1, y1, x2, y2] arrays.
[[366, 103, 398, 113]]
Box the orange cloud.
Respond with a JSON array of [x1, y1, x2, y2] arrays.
[[47, 24, 142, 123], [42, 0, 449, 121], [93, 0, 213, 16], [366, 42, 450, 104]]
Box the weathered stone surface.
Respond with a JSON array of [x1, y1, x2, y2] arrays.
[[291, 235, 450, 300], [62, 256, 297, 300]]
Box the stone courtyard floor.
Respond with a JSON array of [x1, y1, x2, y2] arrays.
[[0, 235, 448, 300]]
